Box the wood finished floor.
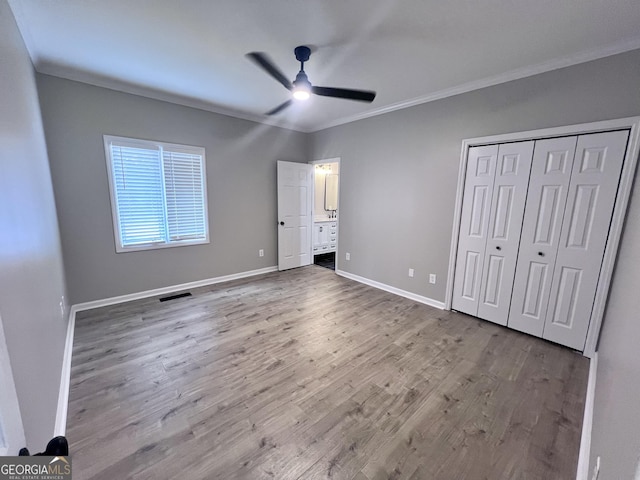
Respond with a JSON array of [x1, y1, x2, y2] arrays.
[[67, 266, 588, 480]]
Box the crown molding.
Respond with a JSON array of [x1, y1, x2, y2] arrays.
[[35, 63, 307, 133], [34, 37, 640, 135], [311, 37, 640, 132]]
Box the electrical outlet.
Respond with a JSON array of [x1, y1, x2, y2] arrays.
[[259, 249, 264, 257], [592, 456, 600, 480], [408, 268, 414, 278], [345, 252, 351, 261], [429, 274, 437, 284]]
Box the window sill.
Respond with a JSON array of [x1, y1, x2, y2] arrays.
[[115, 238, 210, 253]]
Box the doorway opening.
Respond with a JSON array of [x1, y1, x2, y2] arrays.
[[311, 159, 340, 271], [314, 252, 335, 270]]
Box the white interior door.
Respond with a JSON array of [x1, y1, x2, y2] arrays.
[[543, 130, 629, 349], [0, 313, 25, 455], [452, 145, 498, 316], [277, 161, 312, 271], [508, 136, 577, 336], [477, 141, 534, 325]]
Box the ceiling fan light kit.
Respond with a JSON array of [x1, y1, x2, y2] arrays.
[[247, 45, 376, 115], [292, 89, 310, 101], [292, 72, 311, 100]]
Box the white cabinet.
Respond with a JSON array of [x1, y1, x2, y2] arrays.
[[453, 130, 629, 351], [313, 221, 337, 254]]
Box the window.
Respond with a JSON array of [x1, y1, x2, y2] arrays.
[[104, 135, 209, 252]]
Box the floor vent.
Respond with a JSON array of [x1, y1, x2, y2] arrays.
[[159, 292, 192, 302]]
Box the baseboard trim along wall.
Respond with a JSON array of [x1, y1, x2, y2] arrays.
[[336, 269, 445, 310], [72, 266, 278, 312], [576, 352, 598, 480], [53, 265, 278, 435], [54, 308, 76, 437]]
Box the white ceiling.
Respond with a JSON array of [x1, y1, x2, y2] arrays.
[[8, 0, 640, 132]]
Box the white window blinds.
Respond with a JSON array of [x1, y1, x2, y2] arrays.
[[163, 150, 207, 242], [104, 136, 208, 252]]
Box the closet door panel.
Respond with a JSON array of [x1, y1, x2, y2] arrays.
[[477, 141, 534, 325], [508, 137, 577, 336], [452, 145, 498, 316], [543, 130, 629, 349]]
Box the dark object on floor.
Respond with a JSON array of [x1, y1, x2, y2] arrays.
[[159, 292, 192, 302], [314, 252, 335, 270], [19, 436, 69, 456]]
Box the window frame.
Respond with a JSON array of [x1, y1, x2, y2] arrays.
[[103, 135, 210, 253]]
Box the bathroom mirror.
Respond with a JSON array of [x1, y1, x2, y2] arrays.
[[325, 174, 339, 211]]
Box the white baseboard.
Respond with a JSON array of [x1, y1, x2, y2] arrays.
[[71, 266, 278, 313], [336, 269, 445, 310], [54, 308, 76, 436], [576, 352, 598, 480], [53, 265, 278, 435]]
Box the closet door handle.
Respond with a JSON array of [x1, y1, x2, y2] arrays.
[[495, 246, 502, 251], [538, 251, 545, 257]]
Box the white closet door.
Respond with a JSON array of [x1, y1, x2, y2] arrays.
[[543, 130, 629, 349], [452, 145, 498, 316], [477, 141, 534, 325], [508, 137, 577, 336]]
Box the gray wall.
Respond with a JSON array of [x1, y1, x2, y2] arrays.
[[0, 0, 68, 450], [31, 42, 640, 475], [311, 48, 640, 478], [589, 179, 640, 477], [38, 75, 309, 304], [311, 49, 640, 302]]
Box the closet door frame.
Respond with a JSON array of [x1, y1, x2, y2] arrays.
[[445, 116, 640, 358]]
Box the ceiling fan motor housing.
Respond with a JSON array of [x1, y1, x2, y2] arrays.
[[294, 46, 311, 63], [294, 71, 311, 89]]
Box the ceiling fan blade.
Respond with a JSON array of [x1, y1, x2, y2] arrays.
[[312, 86, 376, 103], [247, 52, 292, 91], [265, 99, 293, 116]]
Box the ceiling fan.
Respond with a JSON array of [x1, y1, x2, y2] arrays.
[[247, 46, 376, 115]]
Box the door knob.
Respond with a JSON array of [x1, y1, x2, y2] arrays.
[[538, 251, 545, 257], [279, 221, 285, 226], [496, 246, 502, 251]]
